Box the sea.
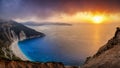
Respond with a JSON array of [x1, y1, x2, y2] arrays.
[[18, 23, 120, 66]]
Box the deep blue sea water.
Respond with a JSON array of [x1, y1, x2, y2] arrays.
[[18, 23, 120, 66], [18, 37, 83, 65]]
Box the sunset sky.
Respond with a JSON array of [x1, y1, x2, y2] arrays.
[[0, 0, 120, 24]]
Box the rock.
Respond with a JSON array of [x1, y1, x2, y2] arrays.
[[46, 62, 65, 68], [82, 27, 120, 68], [65, 66, 80, 68], [0, 59, 65, 68], [19, 31, 27, 41]]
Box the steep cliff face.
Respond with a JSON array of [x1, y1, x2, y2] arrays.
[[0, 19, 45, 60], [82, 27, 120, 68]]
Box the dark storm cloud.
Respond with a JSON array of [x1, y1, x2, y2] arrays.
[[0, 0, 120, 19]]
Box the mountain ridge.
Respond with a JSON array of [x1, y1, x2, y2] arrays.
[[22, 22, 72, 26]]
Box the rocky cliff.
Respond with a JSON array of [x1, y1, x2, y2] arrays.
[[0, 60, 65, 68], [0, 19, 45, 60], [82, 27, 120, 68]]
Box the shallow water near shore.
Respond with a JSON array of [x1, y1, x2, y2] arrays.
[[18, 23, 120, 66]]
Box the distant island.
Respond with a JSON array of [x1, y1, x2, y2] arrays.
[[23, 22, 72, 26]]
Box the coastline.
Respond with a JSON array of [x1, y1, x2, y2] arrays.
[[10, 33, 45, 61], [10, 40, 28, 60]]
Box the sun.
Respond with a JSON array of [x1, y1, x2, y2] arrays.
[[92, 16, 104, 24]]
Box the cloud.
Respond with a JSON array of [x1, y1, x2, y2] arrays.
[[0, 0, 120, 21]]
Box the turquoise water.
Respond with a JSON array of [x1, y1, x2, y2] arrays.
[[18, 37, 83, 65], [18, 23, 120, 66]]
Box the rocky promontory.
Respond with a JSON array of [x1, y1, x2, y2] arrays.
[[0, 19, 45, 60], [82, 27, 120, 68]]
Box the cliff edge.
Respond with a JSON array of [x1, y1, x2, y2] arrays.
[[82, 27, 120, 68]]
